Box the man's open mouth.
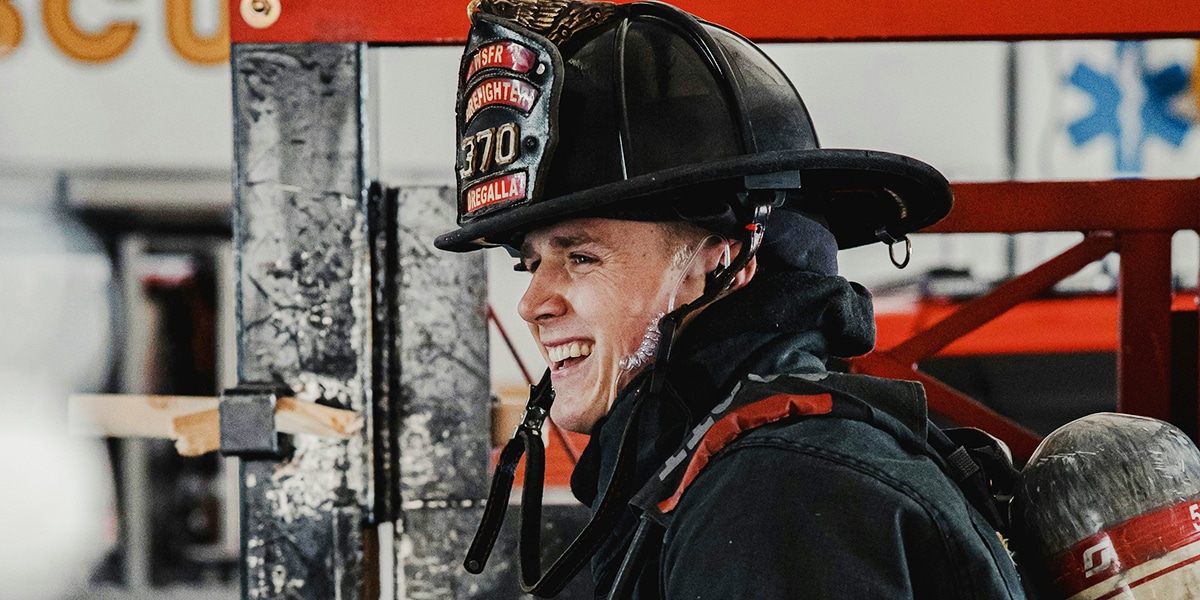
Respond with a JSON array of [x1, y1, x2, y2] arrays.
[[546, 341, 593, 371]]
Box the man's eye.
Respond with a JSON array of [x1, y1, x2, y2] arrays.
[[569, 254, 597, 265]]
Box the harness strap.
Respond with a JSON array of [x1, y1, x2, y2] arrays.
[[657, 392, 834, 513], [606, 383, 854, 600], [639, 392, 1015, 532], [928, 426, 1020, 536], [605, 514, 663, 600]]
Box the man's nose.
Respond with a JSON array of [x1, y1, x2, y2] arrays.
[[517, 267, 568, 324]]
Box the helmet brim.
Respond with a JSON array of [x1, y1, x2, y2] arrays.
[[434, 148, 952, 252]]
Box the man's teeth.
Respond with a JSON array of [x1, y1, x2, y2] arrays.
[[547, 341, 593, 363]]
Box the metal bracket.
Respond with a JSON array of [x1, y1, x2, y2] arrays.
[[219, 385, 294, 459]]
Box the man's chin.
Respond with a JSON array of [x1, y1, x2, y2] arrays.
[[549, 400, 603, 435]]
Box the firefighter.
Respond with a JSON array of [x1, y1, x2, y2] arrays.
[[437, 0, 1026, 597]]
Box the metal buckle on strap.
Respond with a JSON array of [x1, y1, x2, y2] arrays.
[[520, 368, 555, 435], [518, 404, 549, 437]]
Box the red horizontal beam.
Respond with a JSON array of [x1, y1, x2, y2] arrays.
[[934, 180, 1200, 234], [878, 296, 1116, 357], [885, 233, 1117, 364], [876, 294, 1199, 357], [230, 0, 1200, 45]]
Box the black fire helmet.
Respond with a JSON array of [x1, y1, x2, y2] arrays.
[[434, 0, 953, 253]]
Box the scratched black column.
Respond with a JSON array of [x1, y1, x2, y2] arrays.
[[232, 43, 371, 600], [390, 186, 492, 598], [388, 189, 595, 599]]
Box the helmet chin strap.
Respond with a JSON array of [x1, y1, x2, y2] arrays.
[[463, 196, 777, 598], [649, 199, 773, 393], [463, 366, 656, 597]]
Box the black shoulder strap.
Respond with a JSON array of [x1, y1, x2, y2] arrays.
[[927, 424, 1021, 536]]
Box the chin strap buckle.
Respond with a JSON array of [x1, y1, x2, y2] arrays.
[[518, 404, 549, 437]]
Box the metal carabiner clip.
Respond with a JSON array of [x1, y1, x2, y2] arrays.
[[889, 236, 912, 269], [875, 226, 912, 269]]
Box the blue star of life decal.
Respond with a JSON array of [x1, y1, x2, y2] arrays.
[[1067, 41, 1192, 174]]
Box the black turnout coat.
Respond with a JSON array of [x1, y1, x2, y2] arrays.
[[570, 269, 1027, 599]]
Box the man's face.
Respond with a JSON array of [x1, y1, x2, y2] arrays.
[[517, 218, 704, 433]]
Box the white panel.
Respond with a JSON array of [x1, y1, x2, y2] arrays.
[[0, 0, 232, 170], [1016, 40, 1200, 180], [764, 42, 1010, 183], [376, 46, 462, 187]]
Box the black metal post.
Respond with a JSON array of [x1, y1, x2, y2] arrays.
[[390, 186, 491, 598], [231, 42, 372, 599]]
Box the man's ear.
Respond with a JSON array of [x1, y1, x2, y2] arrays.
[[727, 255, 756, 293], [704, 239, 756, 294]]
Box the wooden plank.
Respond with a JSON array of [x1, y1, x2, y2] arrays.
[[68, 394, 217, 438], [68, 394, 363, 456], [173, 409, 221, 456], [275, 396, 363, 439]]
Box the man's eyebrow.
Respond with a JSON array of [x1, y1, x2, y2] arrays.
[[548, 233, 595, 249], [521, 232, 596, 256]]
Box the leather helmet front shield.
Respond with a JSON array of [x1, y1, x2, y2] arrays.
[[456, 14, 564, 226]]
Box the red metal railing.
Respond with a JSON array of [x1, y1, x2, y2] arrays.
[[230, 0, 1200, 45], [851, 180, 1200, 461]]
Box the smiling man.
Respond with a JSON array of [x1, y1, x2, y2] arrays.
[[516, 218, 741, 433], [435, 1, 1028, 598]]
